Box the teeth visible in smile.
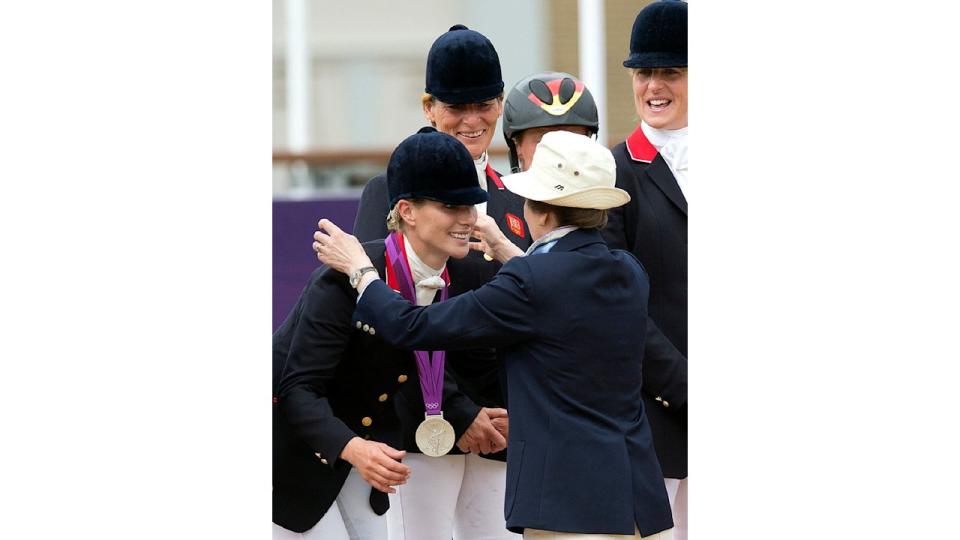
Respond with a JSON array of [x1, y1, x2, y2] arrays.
[[460, 130, 484, 138], [450, 232, 468, 240], [649, 99, 670, 106]]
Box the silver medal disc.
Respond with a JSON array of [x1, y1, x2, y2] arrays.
[[415, 413, 455, 457]]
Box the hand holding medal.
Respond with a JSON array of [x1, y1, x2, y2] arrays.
[[469, 214, 524, 263]]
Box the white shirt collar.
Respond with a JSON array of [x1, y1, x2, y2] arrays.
[[402, 234, 444, 282], [640, 121, 688, 200], [402, 234, 447, 306], [640, 121, 688, 152], [524, 226, 578, 256], [474, 151, 489, 216], [474, 151, 489, 190]]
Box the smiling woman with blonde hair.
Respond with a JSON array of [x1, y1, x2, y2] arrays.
[[273, 127, 504, 540], [353, 24, 529, 251]]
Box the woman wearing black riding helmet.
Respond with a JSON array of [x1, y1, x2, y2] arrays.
[[354, 25, 531, 253], [273, 128, 491, 540], [601, 2, 689, 539], [352, 24, 527, 540]]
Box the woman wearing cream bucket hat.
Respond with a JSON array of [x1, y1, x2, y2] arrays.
[[314, 131, 674, 539], [501, 129, 629, 210]]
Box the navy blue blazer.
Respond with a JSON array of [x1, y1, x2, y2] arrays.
[[353, 229, 673, 536]]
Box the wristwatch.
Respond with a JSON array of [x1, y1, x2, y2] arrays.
[[349, 266, 378, 289]]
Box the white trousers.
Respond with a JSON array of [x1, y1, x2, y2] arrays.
[[523, 527, 673, 540], [663, 478, 687, 540], [387, 452, 520, 540], [273, 468, 388, 540]]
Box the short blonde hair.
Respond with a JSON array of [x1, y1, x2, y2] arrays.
[[385, 205, 402, 232], [385, 199, 424, 232]]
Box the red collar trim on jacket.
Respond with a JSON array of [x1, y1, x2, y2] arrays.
[[625, 124, 658, 163], [486, 164, 505, 190]]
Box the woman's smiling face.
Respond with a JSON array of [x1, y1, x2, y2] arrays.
[[400, 199, 478, 269], [424, 97, 503, 159], [632, 67, 688, 130]]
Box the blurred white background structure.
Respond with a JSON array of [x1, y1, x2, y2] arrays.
[[272, 0, 653, 197]]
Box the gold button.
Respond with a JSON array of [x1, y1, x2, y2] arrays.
[[662, 400, 670, 408], [314, 452, 323, 460], [378, 393, 388, 402], [655, 396, 663, 402], [368, 327, 376, 335], [361, 416, 373, 427], [356, 321, 362, 329], [320, 458, 328, 465], [363, 324, 370, 332], [397, 374, 408, 383]]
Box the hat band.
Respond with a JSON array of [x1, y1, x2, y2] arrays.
[[390, 185, 489, 207], [428, 82, 505, 104]]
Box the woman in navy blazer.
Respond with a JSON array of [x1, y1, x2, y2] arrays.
[[314, 131, 674, 539]]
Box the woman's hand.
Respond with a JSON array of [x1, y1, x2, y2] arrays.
[[339, 437, 410, 494], [455, 407, 508, 455], [488, 407, 509, 442], [469, 215, 524, 263], [313, 218, 373, 276]]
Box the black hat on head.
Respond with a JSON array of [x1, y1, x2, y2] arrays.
[[623, 0, 687, 68], [425, 24, 504, 104], [387, 126, 490, 207]]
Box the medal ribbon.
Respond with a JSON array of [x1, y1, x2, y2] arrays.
[[384, 232, 448, 416]]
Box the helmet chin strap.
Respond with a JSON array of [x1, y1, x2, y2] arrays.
[[506, 136, 521, 173]]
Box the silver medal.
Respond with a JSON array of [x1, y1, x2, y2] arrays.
[[415, 412, 455, 457]]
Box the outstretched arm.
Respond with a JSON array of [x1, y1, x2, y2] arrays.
[[315, 218, 536, 351]]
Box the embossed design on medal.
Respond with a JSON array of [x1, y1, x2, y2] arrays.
[[428, 421, 445, 454], [415, 413, 455, 457]]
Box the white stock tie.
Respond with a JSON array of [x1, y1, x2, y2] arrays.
[[416, 276, 447, 290]]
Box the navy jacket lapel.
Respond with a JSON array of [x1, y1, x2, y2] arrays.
[[646, 155, 687, 216]]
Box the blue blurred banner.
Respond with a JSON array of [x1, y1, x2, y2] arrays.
[[273, 197, 360, 330]]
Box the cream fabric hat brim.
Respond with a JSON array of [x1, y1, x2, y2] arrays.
[[499, 131, 630, 210]]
